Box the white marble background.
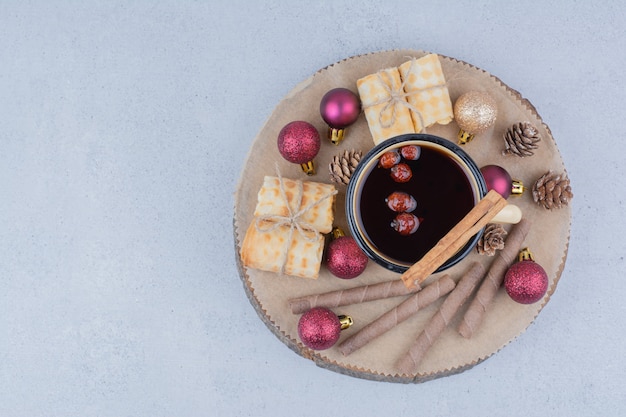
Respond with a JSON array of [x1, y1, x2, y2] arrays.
[[1, 1, 624, 416]]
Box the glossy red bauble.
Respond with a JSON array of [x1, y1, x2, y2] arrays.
[[481, 165, 512, 199], [320, 88, 361, 129]]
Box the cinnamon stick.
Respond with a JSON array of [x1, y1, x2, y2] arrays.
[[288, 279, 419, 315], [401, 190, 506, 290], [396, 262, 485, 376], [458, 218, 531, 339], [338, 275, 456, 356]]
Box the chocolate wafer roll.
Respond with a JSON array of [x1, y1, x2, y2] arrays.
[[396, 262, 485, 375], [288, 279, 419, 315], [457, 218, 531, 339], [338, 276, 455, 356]]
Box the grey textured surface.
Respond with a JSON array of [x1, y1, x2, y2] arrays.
[[1, 1, 624, 416]]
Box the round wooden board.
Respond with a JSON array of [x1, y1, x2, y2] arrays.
[[233, 49, 571, 383]]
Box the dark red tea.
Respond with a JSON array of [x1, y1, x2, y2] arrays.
[[358, 144, 475, 265]]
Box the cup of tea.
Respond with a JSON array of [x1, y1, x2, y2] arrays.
[[345, 133, 488, 273]]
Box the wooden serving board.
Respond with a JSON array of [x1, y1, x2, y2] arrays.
[[233, 49, 571, 383]]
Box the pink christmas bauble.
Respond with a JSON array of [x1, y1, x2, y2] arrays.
[[504, 260, 549, 304], [481, 165, 512, 199], [320, 88, 361, 129], [297, 307, 342, 350], [326, 236, 368, 279], [277, 121, 321, 164]]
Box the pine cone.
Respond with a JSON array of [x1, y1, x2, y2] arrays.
[[476, 223, 508, 256], [329, 149, 362, 185], [532, 170, 573, 209], [502, 121, 541, 157]]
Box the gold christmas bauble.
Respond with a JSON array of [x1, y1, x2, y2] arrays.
[[454, 91, 497, 144]]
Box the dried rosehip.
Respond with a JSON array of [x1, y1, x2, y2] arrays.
[[385, 191, 417, 212], [401, 145, 421, 161], [390, 163, 412, 183], [378, 150, 401, 169], [390, 213, 420, 236]]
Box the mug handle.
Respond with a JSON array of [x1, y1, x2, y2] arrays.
[[491, 204, 523, 224]]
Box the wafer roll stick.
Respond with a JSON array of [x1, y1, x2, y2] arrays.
[[458, 218, 531, 338], [288, 279, 419, 315], [401, 190, 507, 290], [338, 276, 456, 356], [396, 262, 485, 376]]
